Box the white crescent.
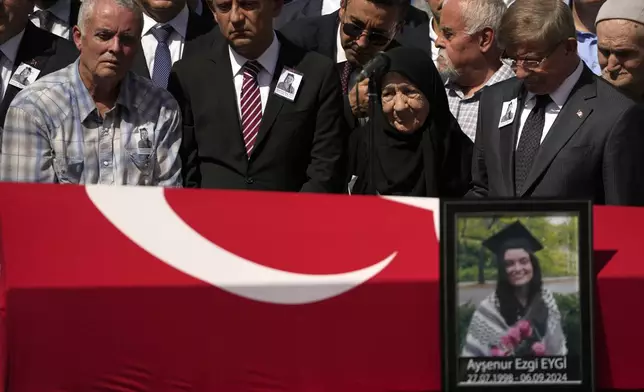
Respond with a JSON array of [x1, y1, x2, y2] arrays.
[[85, 185, 397, 305]]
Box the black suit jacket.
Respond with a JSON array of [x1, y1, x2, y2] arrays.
[[468, 65, 644, 206], [279, 10, 430, 59], [167, 31, 347, 193], [396, 20, 433, 54], [0, 22, 78, 125], [275, 0, 429, 32], [69, 0, 81, 28], [131, 11, 215, 79]]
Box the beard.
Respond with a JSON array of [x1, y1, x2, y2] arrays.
[[437, 49, 460, 83]]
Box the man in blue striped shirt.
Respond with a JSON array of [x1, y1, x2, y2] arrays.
[[0, 0, 182, 186]]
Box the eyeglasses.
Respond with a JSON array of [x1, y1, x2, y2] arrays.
[[501, 41, 564, 70], [342, 21, 393, 46]]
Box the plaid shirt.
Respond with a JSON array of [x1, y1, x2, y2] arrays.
[[445, 64, 515, 141], [0, 59, 182, 186]]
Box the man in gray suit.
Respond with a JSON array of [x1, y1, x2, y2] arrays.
[[468, 0, 644, 206]]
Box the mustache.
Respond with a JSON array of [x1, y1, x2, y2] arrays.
[[603, 69, 625, 80]]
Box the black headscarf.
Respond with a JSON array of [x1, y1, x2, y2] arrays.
[[364, 46, 471, 196]]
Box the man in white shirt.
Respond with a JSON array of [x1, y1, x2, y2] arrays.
[[167, 0, 346, 192], [468, 0, 644, 206], [132, 0, 214, 88], [30, 0, 81, 40]]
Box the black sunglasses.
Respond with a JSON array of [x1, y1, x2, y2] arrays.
[[342, 21, 392, 46]]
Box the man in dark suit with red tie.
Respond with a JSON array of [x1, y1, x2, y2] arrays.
[[168, 0, 346, 192], [468, 0, 644, 206]]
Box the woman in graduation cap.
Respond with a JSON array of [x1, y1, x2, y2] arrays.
[[461, 221, 567, 357]]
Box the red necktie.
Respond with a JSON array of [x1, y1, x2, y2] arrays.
[[240, 61, 263, 157], [341, 61, 354, 95]]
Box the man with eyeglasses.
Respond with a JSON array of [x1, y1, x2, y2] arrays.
[[279, 0, 421, 128], [468, 0, 644, 206]]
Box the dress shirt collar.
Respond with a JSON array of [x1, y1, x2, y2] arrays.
[[0, 29, 25, 65], [445, 63, 515, 97], [335, 24, 347, 63], [71, 58, 141, 122], [142, 4, 190, 39], [526, 60, 584, 109], [429, 16, 438, 42], [33, 0, 70, 23], [228, 32, 281, 78]]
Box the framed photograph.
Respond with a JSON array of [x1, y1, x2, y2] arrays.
[[440, 200, 594, 392]]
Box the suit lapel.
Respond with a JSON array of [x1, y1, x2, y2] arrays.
[[132, 46, 151, 79], [69, 0, 81, 29], [252, 36, 296, 152], [306, 0, 324, 17], [321, 11, 340, 60], [519, 67, 596, 196], [210, 40, 245, 153], [497, 79, 525, 196]]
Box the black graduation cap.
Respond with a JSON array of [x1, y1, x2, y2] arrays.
[[482, 221, 543, 256]]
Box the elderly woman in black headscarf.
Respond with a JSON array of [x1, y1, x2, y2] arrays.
[[346, 46, 473, 197]]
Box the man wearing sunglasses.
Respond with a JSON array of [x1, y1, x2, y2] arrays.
[[280, 0, 418, 128], [468, 0, 644, 206]]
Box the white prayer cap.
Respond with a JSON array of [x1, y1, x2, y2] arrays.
[[596, 0, 644, 26]]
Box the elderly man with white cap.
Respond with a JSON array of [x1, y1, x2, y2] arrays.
[[596, 0, 644, 101]]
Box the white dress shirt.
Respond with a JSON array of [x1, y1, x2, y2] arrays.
[[428, 16, 439, 63], [141, 5, 190, 77], [0, 30, 25, 101], [335, 25, 347, 63], [31, 0, 72, 40], [516, 60, 584, 148], [322, 0, 341, 16], [228, 32, 281, 120]]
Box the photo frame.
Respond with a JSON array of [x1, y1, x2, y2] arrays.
[[440, 200, 594, 392]]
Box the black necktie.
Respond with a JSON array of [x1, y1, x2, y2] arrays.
[[515, 94, 551, 194]]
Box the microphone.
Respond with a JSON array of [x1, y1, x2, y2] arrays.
[[356, 52, 390, 83]]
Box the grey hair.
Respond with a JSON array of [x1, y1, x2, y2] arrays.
[[459, 0, 507, 35], [77, 0, 144, 34]]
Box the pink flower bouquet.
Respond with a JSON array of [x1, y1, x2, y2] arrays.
[[490, 319, 545, 357]]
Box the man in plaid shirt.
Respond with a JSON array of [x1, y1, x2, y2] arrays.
[[0, 0, 182, 186], [435, 0, 514, 141]]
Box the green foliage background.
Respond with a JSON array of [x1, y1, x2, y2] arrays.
[[457, 215, 579, 282]]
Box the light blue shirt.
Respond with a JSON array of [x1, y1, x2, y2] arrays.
[[577, 30, 601, 75]]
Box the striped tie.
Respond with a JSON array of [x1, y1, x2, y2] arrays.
[[240, 61, 263, 157]]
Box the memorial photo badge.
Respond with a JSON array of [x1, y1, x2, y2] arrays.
[[10, 63, 40, 89], [499, 98, 518, 128], [274, 68, 303, 102], [440, 200, 594, 392]]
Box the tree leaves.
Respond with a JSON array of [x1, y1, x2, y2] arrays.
[[457, 215, 578, 282]]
